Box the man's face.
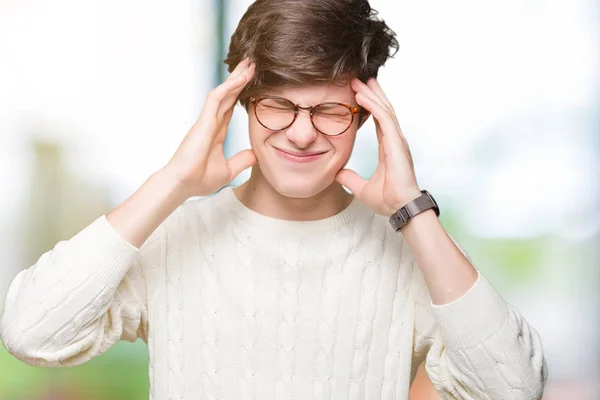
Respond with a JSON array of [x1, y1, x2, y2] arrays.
[[246, 81, 367, 198]]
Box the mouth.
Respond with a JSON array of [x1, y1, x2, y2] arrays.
[[273, 147, 328, 163]]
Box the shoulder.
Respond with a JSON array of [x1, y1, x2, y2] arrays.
[[138, 187, 232, 255], [177, 185, 234, 230]]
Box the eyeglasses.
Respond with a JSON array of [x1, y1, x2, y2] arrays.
[[249, 96, 361, 136]]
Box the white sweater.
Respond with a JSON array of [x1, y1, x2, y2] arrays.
[[0, 185, 547, 400]]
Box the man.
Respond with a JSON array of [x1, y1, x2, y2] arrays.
[[0, 0, 547, 399]]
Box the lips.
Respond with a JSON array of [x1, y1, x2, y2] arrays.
[[275, 148, 326, 157], [273, 147, 327, 163]]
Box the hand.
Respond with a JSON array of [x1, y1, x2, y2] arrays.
[[162, 57, 257, 199], [335, 77, 422, 217]]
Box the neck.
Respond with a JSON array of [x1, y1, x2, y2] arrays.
[[233, 166, 354, 221]]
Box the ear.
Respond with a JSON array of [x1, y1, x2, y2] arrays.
[[357, 110, 372, 129]]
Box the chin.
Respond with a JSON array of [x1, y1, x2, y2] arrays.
[[265, 169, 334, 199]]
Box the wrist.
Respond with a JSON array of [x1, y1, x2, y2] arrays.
[[391, 189, 423, 214], [153, 168, 192, 204], [389, 189, 440, 232], [106, 169, 189, 249]]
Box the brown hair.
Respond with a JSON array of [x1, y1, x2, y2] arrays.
[[224, 0, 399, 118]]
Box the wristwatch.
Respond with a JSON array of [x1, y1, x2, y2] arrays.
[[389, 190, 440, 232]]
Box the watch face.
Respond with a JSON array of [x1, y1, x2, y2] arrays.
[[423, 190, 436, 206], [423, 190, 440, 216]]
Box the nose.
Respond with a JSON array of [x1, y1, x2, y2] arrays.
[[285, 109, 317, 148]]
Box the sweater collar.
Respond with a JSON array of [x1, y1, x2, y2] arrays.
[[216, 185, 369, 235]]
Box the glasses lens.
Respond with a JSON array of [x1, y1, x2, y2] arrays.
[[255, 98, 295, 130], [312, 104, 353, 135]]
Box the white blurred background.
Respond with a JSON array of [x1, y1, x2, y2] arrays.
[[0, 0, 598, 398]]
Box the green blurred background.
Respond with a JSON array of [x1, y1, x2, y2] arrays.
[[0, 0, 598, 399]]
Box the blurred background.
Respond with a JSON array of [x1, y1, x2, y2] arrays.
[[0, 0, 598, 399]]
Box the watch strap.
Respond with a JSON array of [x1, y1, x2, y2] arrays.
[[389, 190, 439, 232]]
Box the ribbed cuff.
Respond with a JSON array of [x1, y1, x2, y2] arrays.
[[430, 270, 510, 351], [69, 215, 141, 289]]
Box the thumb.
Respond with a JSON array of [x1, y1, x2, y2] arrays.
[[227, 149, 257, 181], [335, 168, 367, 196]]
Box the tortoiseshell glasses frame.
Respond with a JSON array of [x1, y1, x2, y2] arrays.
[[249, 95, 361, 136]]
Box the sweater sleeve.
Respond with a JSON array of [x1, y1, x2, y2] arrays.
[[411, 234, 548, 400], [0, 215, 164, 367]]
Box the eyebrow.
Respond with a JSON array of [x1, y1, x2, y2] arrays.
[[261, 94, 358, 107]]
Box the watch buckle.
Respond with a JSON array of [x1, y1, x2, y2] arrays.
[[396, 207, 411, 224]]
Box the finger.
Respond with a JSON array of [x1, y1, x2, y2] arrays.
[[206, 59, 254, 114], [355, 90, 406, 146], [355, 92, 400, 144], [353, 78, 404, 135], [203, 73, 248, 117], [227, 57, 250, 80], [351, 78, 389, 115], [375, 123, 386, 163], [335, 168, 367, 196], [190, 63, 254, 152], [355, 92, 408, 173], [214, 103, 236, 144], [218, 61, 256, 115], [362, 78, 406, 139], [186, 85, 240, 155], [228, 149, 257, 181], [366, 78, 394, 112], [237, 59, 255, 84]]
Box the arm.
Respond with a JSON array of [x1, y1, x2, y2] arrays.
[[0, 169, 186, 367], [0, 58, 257, 367], [330, 71, 548, 399], [410, 232, 549, 400]]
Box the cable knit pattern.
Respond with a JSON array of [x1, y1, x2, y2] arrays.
[[166, 210, 185, 399], [0, 185, 547, 399]]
